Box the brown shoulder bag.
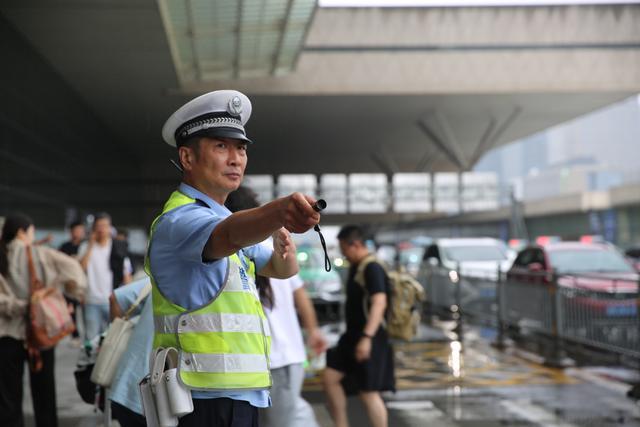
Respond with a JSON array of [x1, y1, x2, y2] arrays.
[[25, 245, 75, 372]]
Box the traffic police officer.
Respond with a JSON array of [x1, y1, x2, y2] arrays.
[[147, 90, 320, 426]]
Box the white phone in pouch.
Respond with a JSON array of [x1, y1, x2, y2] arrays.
[[164, 368, 194, 417]]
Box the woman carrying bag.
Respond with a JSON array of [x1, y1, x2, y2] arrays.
[[0, 213, 87, 427]]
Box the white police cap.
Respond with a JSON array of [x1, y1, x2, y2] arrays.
[[162, 90, 253, 147]]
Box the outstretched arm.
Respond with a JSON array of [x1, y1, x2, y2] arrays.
[[204, 192, 319, 261]]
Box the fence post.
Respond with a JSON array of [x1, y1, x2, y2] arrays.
[[493, 265, 505, 350], [454, 262, 464, 342], [544, 271, 571, 367], [424, 268, 433, 326], [626, 274, 640, 399]]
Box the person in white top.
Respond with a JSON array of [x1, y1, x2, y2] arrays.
[[78, 212, 132, 341], [261, 273, 327, 427], [225, 187, 328, 427]]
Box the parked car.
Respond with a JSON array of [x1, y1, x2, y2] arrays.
[[625, 247, 640, 272], [507, 242, 639, 326], [421, 238, 515, 318], [422, 238, 515, 279], [296, 245, 344, 320], [396, 241, 428, 278]]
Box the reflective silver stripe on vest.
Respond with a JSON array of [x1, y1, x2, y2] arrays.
[[155, 312, 270, 336], [181, 352, 269, 373]]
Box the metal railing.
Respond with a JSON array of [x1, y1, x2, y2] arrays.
[[422, 266, 640, 362]]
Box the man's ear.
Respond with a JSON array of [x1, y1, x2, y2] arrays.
[[178, 146, 194, 171]]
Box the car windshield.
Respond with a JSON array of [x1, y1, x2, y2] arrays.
[[296, 247, 324, 270], [399, 247, 425, 265], [549, 249, 635, 273], [442, 245, 507, 262]]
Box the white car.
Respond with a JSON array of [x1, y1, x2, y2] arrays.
[[421, 238, 515, 318], [423, 238, 515, 279]]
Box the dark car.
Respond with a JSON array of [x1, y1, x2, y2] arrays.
[[625, 247, 640, 272]]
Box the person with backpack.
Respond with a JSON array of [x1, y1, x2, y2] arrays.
[[323, 225, 395, 427]]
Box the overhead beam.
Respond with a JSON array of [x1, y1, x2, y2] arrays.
[[468, 106, 522, 168], [271, 0, 295, 75], [433, 111, 468, 169], [468, 117, 497, 168], [417, 119, 466, 171], [185, 0, 202, 82], [370, 152, 395, 177], [415, 145, 440, 172], [233, 0, 244, 79]]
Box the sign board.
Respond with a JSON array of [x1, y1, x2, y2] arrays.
[[392, 173, 431, 213], [320, 174, 348, 213], [349, 174, 389, 213]]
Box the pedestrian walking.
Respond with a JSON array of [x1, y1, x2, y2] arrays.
[[0, 213, 86, 427], [323, 225, 395, 427], [79, 212, 132, 341], [59, 220, 86, 257]]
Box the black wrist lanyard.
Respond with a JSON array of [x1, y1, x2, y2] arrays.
[[314, 224, 331, 272], [311, 200, 331, 272]]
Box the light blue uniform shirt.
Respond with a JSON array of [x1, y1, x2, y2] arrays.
[[149, 183, 273, 407], [110, 278, 153, 415]]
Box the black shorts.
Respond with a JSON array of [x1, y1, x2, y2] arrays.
[[326, 330, 395, 395]]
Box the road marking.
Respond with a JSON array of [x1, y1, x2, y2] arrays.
[[500, 399, 578, 427], [566, 368, 631, 394], [387, 400, 457, 427]]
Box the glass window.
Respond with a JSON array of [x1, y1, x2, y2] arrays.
[[548, 249, 635, 274], [443, 244, 508, 262], [532, 249, 546, 266], [513, 250, 532, 267], [424, 245, 440, 261]]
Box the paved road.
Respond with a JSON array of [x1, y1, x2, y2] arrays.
[[20, 323, 640, 427]]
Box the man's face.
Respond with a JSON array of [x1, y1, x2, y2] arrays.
[[185, 137, 248, 199], [93, 218, 111, 240], [71, 225, 85, 241], [339, 240, 358, 264]]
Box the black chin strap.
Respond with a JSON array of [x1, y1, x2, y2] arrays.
[[170, 158, 183, 173], [314, 224, 332, 272]]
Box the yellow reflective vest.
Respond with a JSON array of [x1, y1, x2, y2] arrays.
[[145, 190, 271, 391]]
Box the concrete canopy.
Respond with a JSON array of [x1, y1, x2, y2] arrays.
[[1, 1, 639, 226]]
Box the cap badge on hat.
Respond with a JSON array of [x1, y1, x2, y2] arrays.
[[227, 96, 243, 116]]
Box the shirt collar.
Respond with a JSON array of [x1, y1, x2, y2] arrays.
[[178, 183, 232, 217]]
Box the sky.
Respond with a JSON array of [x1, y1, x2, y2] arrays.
[[319, 0, 640, 7], [474, 95, 640, 190]]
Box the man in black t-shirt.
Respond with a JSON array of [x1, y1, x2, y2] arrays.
[[59, 220, 86, 256], [323, 225, 395, 427]]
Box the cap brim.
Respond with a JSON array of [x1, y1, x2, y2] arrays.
[[177, 127, 253, 146]]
